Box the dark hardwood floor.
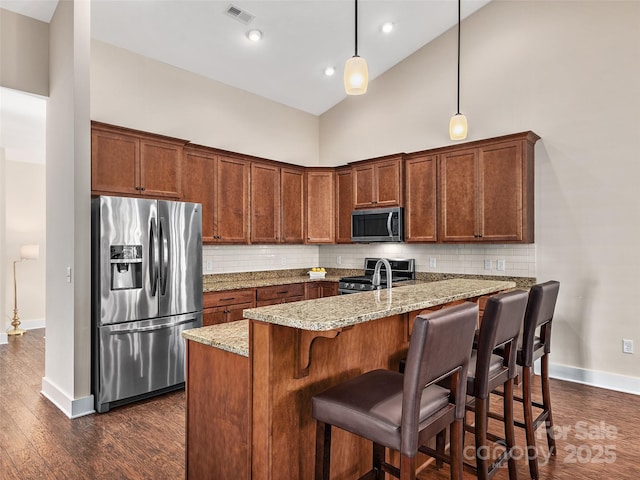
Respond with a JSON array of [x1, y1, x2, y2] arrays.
[[1, 328, 639, 479]]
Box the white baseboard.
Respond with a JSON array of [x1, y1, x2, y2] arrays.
[[20, 318, 46, 330], [41, 377, 95, 418], [1, 318, 45, 344], [544, 362, 640, 396]]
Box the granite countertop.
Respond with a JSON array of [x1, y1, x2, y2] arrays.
[[202, 268, 535, 293], [182, 320, 249, 357], [184, 278, 516, 353], [243, 278, 516, 331]]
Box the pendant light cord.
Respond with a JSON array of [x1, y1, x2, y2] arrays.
[[456, 0, 461, 115], [354, 0, 359, 57]]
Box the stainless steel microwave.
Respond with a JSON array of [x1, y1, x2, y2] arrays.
[[351, 207, 404, 243]]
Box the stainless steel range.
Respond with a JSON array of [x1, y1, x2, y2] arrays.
[[339, 258, 416, 294]]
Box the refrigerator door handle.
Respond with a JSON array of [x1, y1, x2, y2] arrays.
[[149, 217, 159, 296], [159, 216, 169, 296], [108, 317, 197, 335]]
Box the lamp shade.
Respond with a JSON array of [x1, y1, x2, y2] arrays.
[[449, 113, 468, 141], [344, 56, 368, 95], [20, 244, 40, 260]]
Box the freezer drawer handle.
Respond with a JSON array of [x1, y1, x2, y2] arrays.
[[108, 317, 196, 335]]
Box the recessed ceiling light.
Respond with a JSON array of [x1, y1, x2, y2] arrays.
[[324, 66, 336, 77], [381, 22, 394, 34], [247, 29, 262, 42]]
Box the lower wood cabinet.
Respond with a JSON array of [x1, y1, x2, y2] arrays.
[[256, 283, 305, 307], [203, 288, 256, 327], [305, 281, 339, 300]]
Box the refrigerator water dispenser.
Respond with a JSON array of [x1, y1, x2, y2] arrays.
[[110, 245, 142, 290]]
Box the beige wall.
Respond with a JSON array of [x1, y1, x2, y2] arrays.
[[90, 41, 320, 166], [320, 1, 640, 387], [0, 8, 49, 96], [4, 160, 46, 328]]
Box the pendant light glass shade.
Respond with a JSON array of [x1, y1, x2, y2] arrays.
[[449, 113, 468, 140], [344, 56, 369, 95], [345, 0, 368, 95]]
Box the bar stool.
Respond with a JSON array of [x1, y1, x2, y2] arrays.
[[422, 289, 528, 480], [506, 281, 560, 479], [312, 302, 479, 480]]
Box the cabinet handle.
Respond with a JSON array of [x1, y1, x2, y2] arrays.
[[221, 298, 234, 302], [224, 309, 230, 314], [141, 187, 146, 191]]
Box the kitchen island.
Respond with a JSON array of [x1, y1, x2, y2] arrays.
[[182, 278, 516, 480]]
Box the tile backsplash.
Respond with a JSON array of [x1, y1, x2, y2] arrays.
[[203, 243, 536, 277]]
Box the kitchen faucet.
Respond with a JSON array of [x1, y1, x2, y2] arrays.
[[372, 258, 392, 290]]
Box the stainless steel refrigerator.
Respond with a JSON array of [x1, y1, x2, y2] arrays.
[[91, 196, 203, 413]]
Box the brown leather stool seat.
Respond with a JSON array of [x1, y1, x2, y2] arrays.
[[312, 302, 479, 480]]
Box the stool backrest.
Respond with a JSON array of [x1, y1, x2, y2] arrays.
[[521, 281, 560, 366], [401, 302, 478, 454], [474, 290, 529, 398]]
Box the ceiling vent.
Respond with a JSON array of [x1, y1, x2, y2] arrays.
[[224, 4, 255, 25]]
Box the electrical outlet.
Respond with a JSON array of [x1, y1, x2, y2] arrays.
[[623, 339, 634, 354], [484, 259, 492, 270], [281, 257, 287, 266], [336, 255, 342, 265], [429, 257, 437, 269], [205, 260, 213, 272], [497, 259, 506, 271]]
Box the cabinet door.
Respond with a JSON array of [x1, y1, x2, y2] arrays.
[[438, 148, 479, 242], [139, 139, 183, 198], [374, 158, 402, 207], [479, 141, 524, 242], [405, 155, 437, 242], [306, 169, 335, 244], [353, 163, 376, 208], [251, 163, 281, 243], [281, 167, 305, 244], [214, 155, 250, 243], [183, 149, 215, 243], [335, 167, 353, 244], [91, 129, 140, 195]]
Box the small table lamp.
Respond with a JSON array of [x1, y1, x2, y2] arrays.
[[7, 244, 40, 336]]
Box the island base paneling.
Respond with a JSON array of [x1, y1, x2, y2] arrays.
[[250, 314, 409, 480], [185, 341, 250, 480]]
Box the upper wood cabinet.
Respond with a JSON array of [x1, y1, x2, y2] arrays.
[[281, 167, 305, 244], [182, 146, 215, 243], [250, 162, 281, 244], [91, 122, 186, 199], [183, 145, 249, 244], [335, 167, 353, 244], [305, 169, 335, 244], [404, 153, 437, 243], [250, 162, 305, 244], [353, 155, 403, 209], [438, 132, 538, 243], [215, 155, 251, 244]]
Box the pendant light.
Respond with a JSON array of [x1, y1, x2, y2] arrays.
[[344, 0, 368, 95], [449, 0, 467, 140]]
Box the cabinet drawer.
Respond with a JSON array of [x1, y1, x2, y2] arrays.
[[204, 288, 256, 308], [256, 283, 305, 302]]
